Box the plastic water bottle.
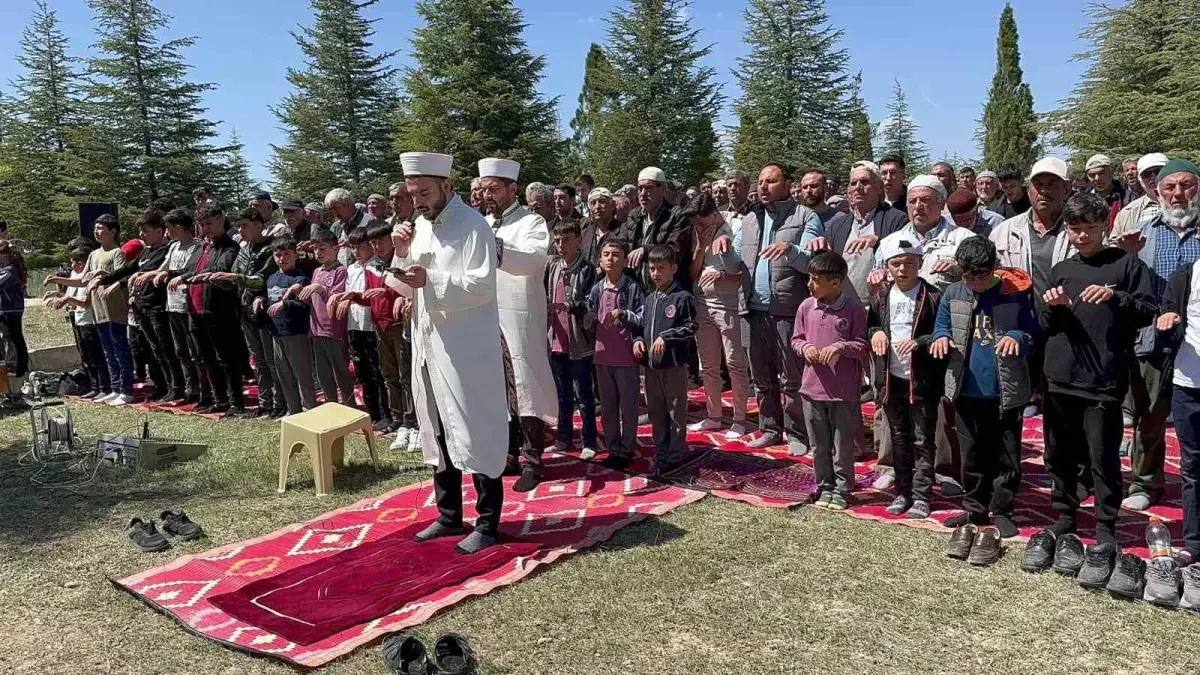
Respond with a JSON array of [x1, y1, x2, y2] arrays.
[[1146, 517, 1173, 559]]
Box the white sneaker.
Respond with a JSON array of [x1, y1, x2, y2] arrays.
[[94, 392, 117, 404], [725, 422, 748, 440], [107, 393, 133, 407], [871, 472, 896, 490], [389, 431, 410, 451], [406, 429, 422, 453], [580, 447, 597, 460], [688, 418, 722, 432]]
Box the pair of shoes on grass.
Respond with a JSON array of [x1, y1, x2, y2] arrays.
[[945, 522, 1002, 566], [382, 631, 475, 674], [126, 509, 203, 552]]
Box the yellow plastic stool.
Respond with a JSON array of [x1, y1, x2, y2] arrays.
[[278, 403, 379, 496]]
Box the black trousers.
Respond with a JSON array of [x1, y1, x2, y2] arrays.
[[431, 419, 503, 538], [1043, 391, 1123, 535], [1, 313, 29, 377], [348, 329, 388, 421], [128, 320, 152, 382], [72, 320, 109, 394], [168, 312, 205, 398], [883, 376, 939, 503], [955, 396, 1023, 521], [136, 307, 185, 397], [190, 311, 246, 407]]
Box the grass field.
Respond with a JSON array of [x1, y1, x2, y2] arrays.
[[3, 305, 1200, 674]]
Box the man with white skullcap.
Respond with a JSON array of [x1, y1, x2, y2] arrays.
[[478, 157, 559, 492], [1084, 153, 1130, 229], [873, 174, 978, 293], [1112, 152, 1168, 240], [391, 151, 508, 554]]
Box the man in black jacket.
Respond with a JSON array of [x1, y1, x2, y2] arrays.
[[620, 167, 692, 293]]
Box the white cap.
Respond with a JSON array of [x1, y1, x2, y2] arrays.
[[478, 158, 520, 181], [400, 152, 453, 178], [907, 174, 947, 200], [1137, 152, 1169, 176], [1085, 153, 1112, 170], [879, 235, 924, 263], [827, 195, 846, 206], [1028, 156, 1069, 181], [851, 160, 881, 180], [977, 170, 997, 180], [587, 187, 613, 201], [638, 166, 667, 184]]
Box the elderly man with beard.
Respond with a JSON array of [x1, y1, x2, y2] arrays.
[[525, 182, 557, 225], [712, 162, 823, 452], [327, 188, 376, 266], [1116, 160, 1200, 511], [1112, 153, 1168, 240], [875, 175, 976, 293], [622, 167, 693, 293], [580, 187, 623, 267], [390, 151, 508, 554], [478, 158, 558, 492], [797, 170, 839, 224], [976, 171, 1016, 219]]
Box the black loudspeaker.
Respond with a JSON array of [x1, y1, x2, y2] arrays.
[[77, 202, 119, 240]]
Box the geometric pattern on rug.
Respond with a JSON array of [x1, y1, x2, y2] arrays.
[[112, 452, 705, 668]]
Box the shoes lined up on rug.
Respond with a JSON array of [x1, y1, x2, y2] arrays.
[[382, 631, 476, 675], [125, 509, 204, 552]]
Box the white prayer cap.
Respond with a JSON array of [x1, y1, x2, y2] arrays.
[[878, 235, 924, 263], [827, 195, 846, 207], [588, 187, 613, 202], [478, 158, 521, 181], [1085, 153, 1113, 170], [907, 174, 947, 200], [1029, 156, 1069, 181], [977, 170, 997, 180], [851, 160, 881, 180], [1137, 152, 1169, 175], [638, 166, 667, 184], [400, 152, 453, 178]]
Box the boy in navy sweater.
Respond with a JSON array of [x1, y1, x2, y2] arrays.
[[259, 238, 316, 415], [619, 244, 697, 475]]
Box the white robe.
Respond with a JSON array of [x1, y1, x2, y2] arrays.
[[486, 202, 558, 425], [391, 194, 509, 478]]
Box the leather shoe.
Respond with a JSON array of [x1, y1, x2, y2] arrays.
[[432, 633, 476, 675], [381, 632, 431, 674]]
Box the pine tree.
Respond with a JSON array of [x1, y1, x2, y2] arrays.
[[270, 0, 400, 201], [1046, 0, 1200, 162], [209, 130, 260, 207], [878, 80, 927, 168], [566, 43, 618, 176], [0, 0, 83, 246], [395, 0, 563, 189], [980, 3, 1038, 173], [847, 72, 872, 164], [83, 0, 229, 208], [731, 0, 852, 175], [589, 0, 722, 186]]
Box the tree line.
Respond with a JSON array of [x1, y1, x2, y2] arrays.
[[1, 0, 1198, 252]]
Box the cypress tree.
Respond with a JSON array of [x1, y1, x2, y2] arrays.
[[209, 131, 261, 207], [980, 3, 1038, 173], [395, 0, 563, 189], [83, 0, 229, 207], [731, 0, 852, 175], [270, 0, 400, 201], [589, 0, 722, 186], [878, 80, 927, 169]]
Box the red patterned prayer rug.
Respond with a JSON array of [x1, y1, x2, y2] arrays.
[[112, 453, 704, 668]]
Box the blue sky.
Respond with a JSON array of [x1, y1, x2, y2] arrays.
[[0, 0, 1096, 185]]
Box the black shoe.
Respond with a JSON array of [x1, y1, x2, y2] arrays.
[[1106, 553, 1146, 599], [381, 632, 431, 675], [268, 408, 287, 419], [126, 517, 169, 552], [195, 402, 225, 414], [374, 418, 396, 433], [600, 455, 632, 472], [432, 633, 476, 675], [1051, 533, 1085, 576], [1077, 542, 1117, 589], [650, 458, 684, 478], [160, 509, 203, 541], [946, 524, 978, 560], [967, 528, 1002, 566], [512, 467, 541, 493], [251, 406, 272, 418], [1020, 529, 1056, 573], [222, 406, 249, 419]]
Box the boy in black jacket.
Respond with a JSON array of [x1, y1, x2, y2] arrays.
[[868, 237, 945, 519], [619, 244, 697, 475], [1031, 193, 1157, 573]]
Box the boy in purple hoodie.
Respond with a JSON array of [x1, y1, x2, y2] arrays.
[[791, 251, 868, 510]]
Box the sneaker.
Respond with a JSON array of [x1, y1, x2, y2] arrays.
[[1106, 553, 1147, 599], [1077, 542, 1117, 589], [786, 440, 810, 457], [812, 491, 833, 509], [871, 472, 895, 491], [380, 632, 430, 675], [78, 390, 99, 401], [406, 429, 422, 453], [1144, 557, 1182, 607], [431, 632, 476, 675], [746, 432, 780, 449], [967, 528, 1002, 566], [94, 392, 118, 404], [885, 494, 911, 515], [1121, 492, 1154, 511], [159, 509, 203, 541], [579, 447, 597, 460], [946, 524, 978, 560], [826, 492, 847, 511], [1051, 534, 1085, 576], [512, 467, 540, 493], [687, 418, 722, 432], [1180, 564, 1200, 612], [1020, 529, 1056, 573], [725, 422, 748, 440], [107, 393, 133, 407], [906, 500, 931, 520], [125, 517, 169, 552], [390, 432, 410, 451]]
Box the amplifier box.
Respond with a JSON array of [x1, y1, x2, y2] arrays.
[[96, 434, 208, 470]]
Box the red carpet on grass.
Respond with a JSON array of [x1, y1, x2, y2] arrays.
[[113, 453, 704, 668]]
